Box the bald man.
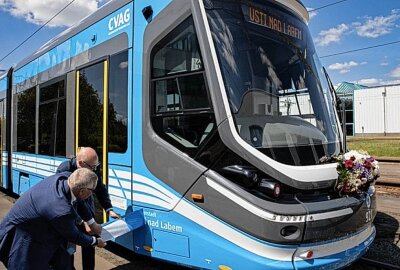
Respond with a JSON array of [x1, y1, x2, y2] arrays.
[[56, 147, 119, 270]]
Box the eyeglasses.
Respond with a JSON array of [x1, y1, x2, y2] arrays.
[[82, 160, 100, 171], [80, 187, 96, 194], [86, 187, 96, 192]]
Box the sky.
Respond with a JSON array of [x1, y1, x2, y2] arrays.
[[0, 0, 400, 88], [303, 0, 400, 87]]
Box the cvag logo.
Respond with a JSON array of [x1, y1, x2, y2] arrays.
[[108, 8, 130, 32]]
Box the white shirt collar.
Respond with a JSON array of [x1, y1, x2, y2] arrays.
[[70, 190, 77, 205]]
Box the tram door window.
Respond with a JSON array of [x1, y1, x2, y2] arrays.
[[77, 62, 105, 161], [15, 87, 36, 153], [0, 100, 4, 186], [76, 60, 108, 222], [151, 17, 215, 157], [38, 79, 66, 157], [108, 51, 128, 153]]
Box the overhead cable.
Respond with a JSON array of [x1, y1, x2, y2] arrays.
[[0, 0, 77, 65], [320, 40, 400, 58]]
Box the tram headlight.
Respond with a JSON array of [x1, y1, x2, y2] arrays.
[[258, 179, 281, 198], [220, 165, 259, 188], [220, 165, 282, 198]]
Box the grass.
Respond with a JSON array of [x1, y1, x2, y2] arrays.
[[347, 136, 400, 158]]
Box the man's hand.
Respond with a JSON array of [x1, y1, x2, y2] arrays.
[[109, 210, 121, 219], [86, 222, 102, 235], [96, 238, 107, 248]]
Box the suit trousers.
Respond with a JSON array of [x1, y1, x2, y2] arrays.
[[8, 227, 55, 270], [78, 223, 95, 270]]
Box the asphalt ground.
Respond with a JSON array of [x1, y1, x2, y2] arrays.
[[0, 192, 117, 270], [376, 161, 400, 185]]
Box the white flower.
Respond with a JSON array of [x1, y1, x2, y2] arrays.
[[344, 150, 368, 161], [372, 160, 379, 169]]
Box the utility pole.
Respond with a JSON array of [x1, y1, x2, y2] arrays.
[[342, 99, 346, 151], [382, 88, 386, 136]]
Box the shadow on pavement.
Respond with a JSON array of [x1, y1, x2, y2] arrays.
[[104, 242, 188, 270]]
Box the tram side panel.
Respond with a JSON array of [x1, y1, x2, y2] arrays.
[[130, 0, 214, 267], [5, 1, 144, 254], [131, 1, 302, 269], [7, 1, 134, 200]]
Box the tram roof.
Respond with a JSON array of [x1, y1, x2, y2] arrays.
[[274, 0, 309, 23], [15, 0, 131, 71], [15, 0, 309, 71]]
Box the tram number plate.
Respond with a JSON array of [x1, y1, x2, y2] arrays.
[[365, 209, 373, 223], [365, 195, 372, 223]]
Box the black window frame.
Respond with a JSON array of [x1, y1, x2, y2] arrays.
[[38, 76, 67, 157], [150, 16, 216, 157], [15, 86, 36, 154]]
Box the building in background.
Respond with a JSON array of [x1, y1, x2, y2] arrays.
[[354, 84, 400, 136], [336, 82, 400, 136], [335, 82, 368, 136]]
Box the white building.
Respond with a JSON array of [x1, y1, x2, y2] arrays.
[[353, 84, 400, 135]]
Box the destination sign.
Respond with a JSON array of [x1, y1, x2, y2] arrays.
[[244, 5, 303, 41]]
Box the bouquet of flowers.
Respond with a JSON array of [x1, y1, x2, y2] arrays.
[[335, 150, 380, 196]]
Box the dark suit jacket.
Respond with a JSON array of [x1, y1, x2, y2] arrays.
[[57, 157, 113, 216], [0, 172, 94, 269]]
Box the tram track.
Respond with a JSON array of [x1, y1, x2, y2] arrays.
[[376, 181, 400, 188]]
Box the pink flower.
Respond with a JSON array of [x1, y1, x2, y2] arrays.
[[365, 161, 372, 170]]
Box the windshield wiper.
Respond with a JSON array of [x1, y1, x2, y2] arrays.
[[277, 32, 313, 74]]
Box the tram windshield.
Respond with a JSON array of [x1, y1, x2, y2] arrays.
[[205, 0, 341, 166]]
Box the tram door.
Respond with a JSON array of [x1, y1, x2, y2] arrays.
[[0, 100, 4, 187], [76, 60, 109, 222]]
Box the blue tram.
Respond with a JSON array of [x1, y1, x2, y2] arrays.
[[0, 0, 376, 269]]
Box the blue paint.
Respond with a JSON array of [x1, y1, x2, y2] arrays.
[[294, 228, 375, 270], [3, 1, 376, 269], [14, 59, 38, 84], [134, 206, 296, 269], [0, 77, 6, 91], [11, 152, 67, 179], [12, 170, 19, 194], [1, 167, 7, 189], [108, 48, 133, 167], [18, 175, 30, 194], [131, 0, 183, 211], [131, 203, 376, 270], [14, 3, 134, 84], [153, 229, 190, 257]]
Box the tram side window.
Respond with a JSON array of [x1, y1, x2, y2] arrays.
[[150, 17, 215, 157], [39, 79, 66, 157], [15, 87, 36, 154], [108, 51, 128, 153]]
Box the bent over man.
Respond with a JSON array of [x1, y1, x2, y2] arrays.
[[57, 147, 120, 270], [0, 168, 107, 270]]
